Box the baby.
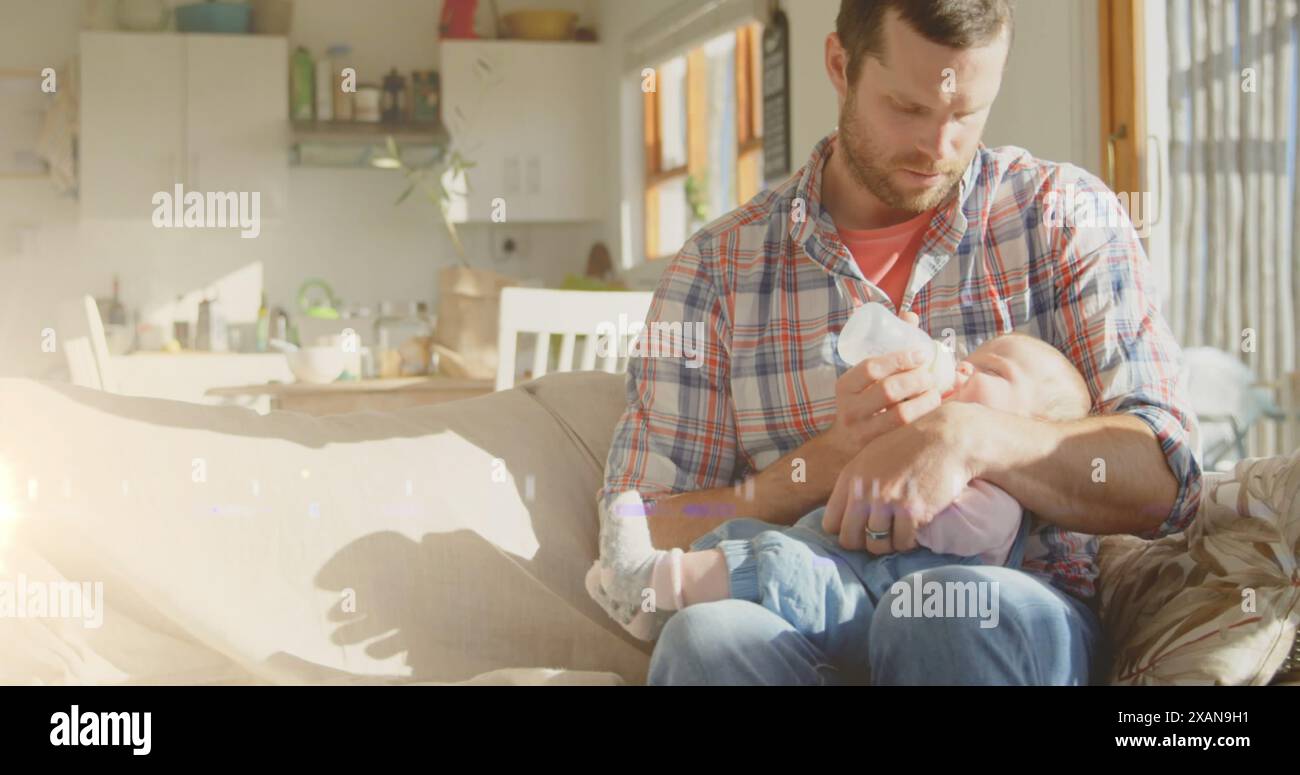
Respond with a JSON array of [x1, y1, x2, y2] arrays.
[[586, 331, 1093, 657]]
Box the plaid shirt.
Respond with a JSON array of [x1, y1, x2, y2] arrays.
[[599, 132, 1202, 602]]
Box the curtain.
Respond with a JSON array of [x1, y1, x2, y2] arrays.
[[1168, 0, 1300, 456]]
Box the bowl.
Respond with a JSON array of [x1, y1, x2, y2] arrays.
[[501, 10, 578, 41], [285, 346, 346, 384], [175, 2, 252, 34], [116, 0, 170, 31]]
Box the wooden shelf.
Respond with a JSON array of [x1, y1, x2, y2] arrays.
[[291, 119, 449, 145], [206, 374, 495, 415]]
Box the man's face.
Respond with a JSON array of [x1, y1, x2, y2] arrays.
[[832, 10, 1008, 212]]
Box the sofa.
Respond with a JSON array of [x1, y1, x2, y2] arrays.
[[0, 371, 1296, 685]]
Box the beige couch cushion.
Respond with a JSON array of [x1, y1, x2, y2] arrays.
[[1098, 450, 1300, 685], [0, 371, 649, 685]]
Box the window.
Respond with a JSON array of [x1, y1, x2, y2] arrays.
[[643, 22, 764, 260], [1146, 0, 1300, 459]]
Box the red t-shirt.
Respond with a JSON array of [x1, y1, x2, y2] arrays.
[[837, 208, 936, 309]]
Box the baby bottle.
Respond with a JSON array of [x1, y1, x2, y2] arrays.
[[835, 302, 956, 393]]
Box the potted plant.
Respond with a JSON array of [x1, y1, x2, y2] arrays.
[[377, 138, 517, 381]]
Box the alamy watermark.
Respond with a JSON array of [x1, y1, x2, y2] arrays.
[[151, 184, 261, 238], [1043, 184, 1155, 239], [0, 573, 104, 629], [888, 571, 1000, 629], [50, 705, 151, 756], [594, 313, 706, 368]]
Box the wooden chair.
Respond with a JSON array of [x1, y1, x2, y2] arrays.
[[494, 288, 654, 391], [57, 294, 120, 393]]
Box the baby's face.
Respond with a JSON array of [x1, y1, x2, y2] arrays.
[[943, 335, 1055, 416]]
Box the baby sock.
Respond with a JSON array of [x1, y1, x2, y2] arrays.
[[587, 491, 733, 641], [586, 491, 689, 640], [584, 557, 676, 641], [596, 490, 671, 608]]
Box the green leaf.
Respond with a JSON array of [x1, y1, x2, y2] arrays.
[[379, 135, 472, 264], [439, 200, 466, 263]]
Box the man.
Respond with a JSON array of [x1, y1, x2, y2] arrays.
[[598, 0, 1201, 685]]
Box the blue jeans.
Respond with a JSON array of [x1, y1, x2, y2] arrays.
[[647, 507, 1103, 685]]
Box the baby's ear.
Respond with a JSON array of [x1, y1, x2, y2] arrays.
[[899, 310, 920, 326]]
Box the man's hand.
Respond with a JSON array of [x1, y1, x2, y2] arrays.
[[823, 400, 979, 554], [823, 310, 942, 461]]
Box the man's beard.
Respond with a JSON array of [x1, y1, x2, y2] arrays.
[[837, 91, 968, 213]]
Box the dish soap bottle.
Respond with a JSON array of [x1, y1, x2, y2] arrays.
[[835, 302, 956, 393], [209, 292, 228, 352], [291, 47, 314, 121], [195, 296, 211, 351], [255, 292, 269, 352]]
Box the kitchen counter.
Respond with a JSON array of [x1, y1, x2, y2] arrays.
[[109, 351, 294, 411], [206, 375, 495, 415]]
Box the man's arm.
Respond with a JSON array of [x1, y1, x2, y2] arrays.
[[961, 404, 1179, 534], [1029, 168, 1203, 538], [644, 431, 849, 549]]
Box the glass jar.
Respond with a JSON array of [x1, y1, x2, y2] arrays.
[[374, 301, 434, 378], [339, 303, 374, 379]]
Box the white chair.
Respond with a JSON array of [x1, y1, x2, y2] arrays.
[[495, 288, 654, 391], [56, 294, 120, 393]]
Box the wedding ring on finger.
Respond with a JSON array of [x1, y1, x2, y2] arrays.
[[865, 476, 890, 541]]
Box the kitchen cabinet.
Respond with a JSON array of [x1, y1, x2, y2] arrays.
[[80, 34, 185, 220], [80, 32, 287, 220], [440, 40, 606, 223]]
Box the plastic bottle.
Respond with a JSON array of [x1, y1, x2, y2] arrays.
[[107, 275, 127, 325], [256, 292, 269, 352], [291, 47, 314, 121], [208, 292, 228, 353], [836, 302, 956, 393], [329, 44, 355, 121], [195, 296, 211, 351], [314, 50, 334, 121]]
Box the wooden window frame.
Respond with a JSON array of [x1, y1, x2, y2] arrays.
[[643, 22, 764, 261], [735, 23, 764, 204], [1098, 0, 1145, 198]]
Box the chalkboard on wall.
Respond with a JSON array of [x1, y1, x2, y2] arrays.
[[762, 9, 791, 184]]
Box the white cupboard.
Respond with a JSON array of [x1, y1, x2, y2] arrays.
[[80, 32, 288, 220], [439, 40, 606, 223]]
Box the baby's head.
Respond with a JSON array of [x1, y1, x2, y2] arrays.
[[945, 332, 1092, 421]]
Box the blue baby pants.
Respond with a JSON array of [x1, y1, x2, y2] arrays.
[[686, 506, 1033, 680]]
